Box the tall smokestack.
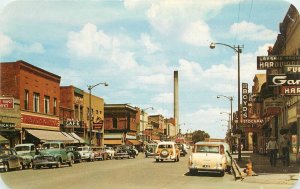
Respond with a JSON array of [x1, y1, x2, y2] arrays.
[[174, 71, 179, 135]]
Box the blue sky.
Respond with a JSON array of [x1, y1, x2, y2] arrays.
[[0, 0, 299, 138]]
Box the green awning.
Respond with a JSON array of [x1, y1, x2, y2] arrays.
[[0, 135, 9, 144]]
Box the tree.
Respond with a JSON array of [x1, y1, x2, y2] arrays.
[[192, 130, 210, 143]]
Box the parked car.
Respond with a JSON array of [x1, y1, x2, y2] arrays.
[[91, 146, 109, 161], [66, 146, 82, 163], [144, 143, 157, 158], [176, 143, 188, 157], [155, 141, 180, 162], [14, 143, 36, 169], [188, 141, 228, 176], [104, 147, 115, 159], [77, 146, 94, 162], [33, 142, 73, 169], [114, 145, 136, 159], [0, 148, 24, 172]]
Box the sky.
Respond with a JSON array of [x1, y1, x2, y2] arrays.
[[0, 0, 299, 139]]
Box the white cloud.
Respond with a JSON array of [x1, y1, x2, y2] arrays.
[[151, 92, 173, 104], [140, 33, 161, 53], [0, 32, 13, 57], [17, 42, 45, 54], [182, 21, 213, 46], [67, 23, 138, 70], [230, 21, 277, 41]]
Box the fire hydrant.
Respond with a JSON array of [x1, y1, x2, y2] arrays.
[[245, 159, 253, 176]]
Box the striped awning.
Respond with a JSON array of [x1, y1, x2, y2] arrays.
[[126, 140, 142, 145], [103, 139, 122, 145], [26, 129, 74, 143]]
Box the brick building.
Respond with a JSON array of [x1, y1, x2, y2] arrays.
[[0, 60, 72, 144]]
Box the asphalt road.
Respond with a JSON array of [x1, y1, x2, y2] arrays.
[[0, 153, 296, 189]]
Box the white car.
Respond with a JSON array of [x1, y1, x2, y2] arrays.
[[77, 146, 94, 162], [188, 141, 228, 176], [104, 147, 115, 159]]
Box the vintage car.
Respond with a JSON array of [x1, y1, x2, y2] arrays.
[[77, 146, 94, 162], [14, 143, 36, 169], [66, 146, 82, 163], [176, 143, 188, 157], [0, 148, 24, 172], [188, 141, 229, 176], [104, 147, 115, 159], [155, 141, 180, 162], [91, 146, 109, 161], [144, 143, 157, 158], [114, 145, 136, 159], [33, 142, 73, 169]]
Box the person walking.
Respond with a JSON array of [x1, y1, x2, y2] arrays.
[[280, 134, 291, 166], [266, 136, 279, 167]]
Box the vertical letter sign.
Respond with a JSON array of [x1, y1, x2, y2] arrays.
[[242, 83, 248, 119]]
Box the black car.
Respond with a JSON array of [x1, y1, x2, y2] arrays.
[[0, 148, 24, 172], [114, 145, 136, 159], [66, 146, 82, 163]]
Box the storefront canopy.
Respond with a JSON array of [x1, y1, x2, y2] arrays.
[[0, 135, 9, 144], [126, 140, 142, 146], [67, 132, 86, 144], [26, 129, 75, 143], [103, 139, 122, 145]]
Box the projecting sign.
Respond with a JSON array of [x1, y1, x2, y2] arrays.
[[267, 74, 300, 86], [242, 83, 248, 119], [281, 86, 300, 95], [284, 65, 300, 74], [0, 98, 14, 109], [257, 55, 300, 70]]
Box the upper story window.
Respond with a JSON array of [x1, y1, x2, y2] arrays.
[[24, 90, 29, 110], [44, 96, 50, 114], [33, 93, 40, 112], [53, 98, 57, 115], [113, 117, 118, 128]]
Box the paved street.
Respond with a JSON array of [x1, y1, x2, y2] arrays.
[[0, 152, 298, 189]]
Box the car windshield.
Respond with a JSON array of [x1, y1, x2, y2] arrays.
[[15, 146, 30, 151], [42, 143, 59, 149], [78, 147, 87, 151], [195, 145, 219, 153]]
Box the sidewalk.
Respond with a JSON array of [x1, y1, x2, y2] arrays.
[[232, 151, 300, 185]]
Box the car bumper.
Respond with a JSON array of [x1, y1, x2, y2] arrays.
[[188, 165, 225, 172], [33, 160, 58, 166], [155, 156, 176, 160]]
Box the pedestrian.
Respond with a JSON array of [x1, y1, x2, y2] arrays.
[[280, 134, 291, 166], [266, 136, 279, 167]]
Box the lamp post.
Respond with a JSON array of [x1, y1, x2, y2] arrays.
[[88, 82, 108, 145], [217, 95, 233, 131], [211, 42, 243, 161], [141, 107, 154, 142]]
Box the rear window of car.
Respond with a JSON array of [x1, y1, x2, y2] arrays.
[[195, 145, 219, 153], [158, 144, 173, 148]]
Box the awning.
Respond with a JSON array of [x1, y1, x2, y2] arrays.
[[103, 139, 122, 145], [26, 129, 75, 143], [68, 132, 86, 143], [0, 135, 9, 144], [126, 140, 142, 145]]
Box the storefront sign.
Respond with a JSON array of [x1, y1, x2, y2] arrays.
[[257, 55, 300, 70], [64, 119, 81, 128], [0, 122, 15, 128], [284, 65, 300, 74], [267, 74, 300, 86], [242, 83, 248, 118], [281, 86, 300, 95], [241, 119, 264, 124], [21, 114, 59, 127], [0, 98, 14, 109]]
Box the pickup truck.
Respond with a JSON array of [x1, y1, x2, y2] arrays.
[[32, 142, 73, 169], [14, 143, 36, 169]]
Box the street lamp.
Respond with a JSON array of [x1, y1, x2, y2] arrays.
[[88, 82, 108, 145], [217, 95, 233, 131], [211, 42, 243, 161]]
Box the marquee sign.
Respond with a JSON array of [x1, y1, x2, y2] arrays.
[[241, 119, 264, 124], [281, 86, 300, 95], [257, 55, 300, 70], [267, 74, 300, 87], [21, 114, 59, 127]]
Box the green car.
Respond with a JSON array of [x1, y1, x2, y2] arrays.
[[14, 143, 36, 169], [33, 142, 73, 169]]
